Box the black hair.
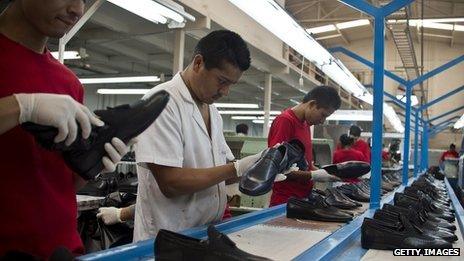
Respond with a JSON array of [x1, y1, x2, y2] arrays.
[[236, 123, 249, 135], [450, 143, 456, 149], [193, 30, 251, 71], [349, 125, 362, 137], [302, 85, 341, 110], [340, 134, 354, 147]]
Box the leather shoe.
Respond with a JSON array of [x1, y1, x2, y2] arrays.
[[239, 139, 305, 196], [324, 188, 360, 209], [155, 225, 270, 260], [321, 161, 370, 179], [286, 196, 353, 223], [22, 90, 170, 180]]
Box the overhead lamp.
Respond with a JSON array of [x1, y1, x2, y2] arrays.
[[214, 103, 259, 109], [97, 89, 150, 95], [326, 110, 373, 122], [218, 110, 281, 115], [454, 114, 464, 129], [316, 34, 342, 41], [108, 0, 187, 24], [231, 116, 276, 120], [307, 24, 336, 34], [51, 51, 80, 60], [384, 104, 405, 133], [80, 76, 160, 84], [409, 20, 454, 31], [336, 19, 370, 30], [252, 119, 273, 125], [396, 95, 419, 106], [388, 18, 464, 24]]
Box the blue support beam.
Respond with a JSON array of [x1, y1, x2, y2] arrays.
[[413, 110, 420, 177], [410, 55, 464, 88], [384, 91, 406, 109], [329, 46, 409, 86], [428, 105, 464, 123], [418, 84, 464, 111], [431, 123, 453, 136], [431, 116, 460, 130], [401, 86, 413, 185], [421, 124, 429, 170]]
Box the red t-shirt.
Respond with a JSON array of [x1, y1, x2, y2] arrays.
[[440, 150, 459, 161], [268, 109, 314, 206], [0, 34, 84, 258], [333, 148, 366, 183], [352, 139, 371, 163]]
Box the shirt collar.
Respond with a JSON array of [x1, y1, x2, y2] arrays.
[[174, 73, 196, 105]]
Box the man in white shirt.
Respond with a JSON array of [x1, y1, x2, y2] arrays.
[[133, 30, 261, 241]]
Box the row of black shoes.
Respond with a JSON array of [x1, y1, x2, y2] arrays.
[[361, 173, 457, 250]]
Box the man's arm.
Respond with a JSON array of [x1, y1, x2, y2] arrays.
[[148, 163, 237, 198], [0, 95, 20, 135]]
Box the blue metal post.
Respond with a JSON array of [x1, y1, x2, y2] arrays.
[[418, 85, 464, 111], [428, 105, 464, 123], [413, 110, 420, 177], [432, 116, 460, 129], [401, 85, 412, 185], [369, 16, 385, 209], [422, 124, 429, 171]]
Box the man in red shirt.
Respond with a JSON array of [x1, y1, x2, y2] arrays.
[[333, 134, 366, 183], [349, 125, 371, 163], [440, 144, 460, 163], [268, 86, 341, 206], [0, 0, 133, 258]]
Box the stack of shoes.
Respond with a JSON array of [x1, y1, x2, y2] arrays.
[[336, 183, 370, 202], [361, 173, 456, 250], [381, 175, 396, 192], [324, 188, 361, 210], [286, 193, 353, 223], [383, 172, 401, 187], [155, 225, 270, 260]]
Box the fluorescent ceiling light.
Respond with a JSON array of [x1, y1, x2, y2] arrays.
[[336, 19, 370, 29], [316, 34, 342, 40], [326, 110, 373, 122], [51, 51, 80, 60], [454, 114, 464, 129], [409, 20, 454, 30], [307, 24, 336, 34], [396, 95, 419, 106], [230, 0, 403, 133], [214, 103, 259, 109], [218, 110, 281, 115], [388, 18, 464, 24], [252, 119, 273, 125], [97, 89, 150, 95], [108, 0, 185, 24], [80, 76, 160, 84], [231, 116, 276, 120]]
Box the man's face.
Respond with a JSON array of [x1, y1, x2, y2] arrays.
[[303, 101, 335, 125], [192, 55, 243, 104], [20, 0, 85, 38]]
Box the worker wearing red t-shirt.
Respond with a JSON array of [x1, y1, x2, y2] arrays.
[[268, 86, 342, 207], [349, 125, 371, 163], [333, 134, 366, 183], [0, 1, 133, 258], [440, 144, 460, 163]]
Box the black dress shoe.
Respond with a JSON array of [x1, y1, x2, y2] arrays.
[[337, 185, 370, 202], [373, 210, 457, 242], [404, 187, 450, 206], [286, 196, 353, 223], [322, 161, 370, 179], [155, 225, 270, 261], [361, 217, 452, 250], [22, 90, 170, 180], [383, 204, 456, 231], [239, 139, 305, 196], [394, 193, 455, 222], [324, 188, 359, 210]]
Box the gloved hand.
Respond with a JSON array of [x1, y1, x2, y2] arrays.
[[311, 169, 341, 182], [275, 163, 299, 182], [101, 137, 138, 173], [97, 207, 122, 225], [233, 149, 264, 177], [14, 93, 104, 146]]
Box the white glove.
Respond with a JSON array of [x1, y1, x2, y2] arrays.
[[275, 163, 299, 182], [14, 93, 104, 146], [97, 207, 122, 225], [101, 137, 137, 173], [233, 150, 264, 177], [311, 169, 341, 182]]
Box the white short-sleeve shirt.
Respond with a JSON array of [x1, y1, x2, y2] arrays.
[[133, 73, 234, 242]]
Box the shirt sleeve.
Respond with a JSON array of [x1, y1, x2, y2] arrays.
[[135, 99, 183, 168], [267, 116, 294, 147]]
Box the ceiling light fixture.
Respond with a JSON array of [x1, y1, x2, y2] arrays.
[[396, 95, 419, 106], [51, 51, 81, 60], [326, 110, 373, 122], [218, 110, 281, 115], [97, 89, 150, 95], [454, 114, 464, 129], [231, 116, 277, 120], [307, 24, 337, 34], [80, 76, 160, 84], [213, 103, 259, 109], [107, 0, 189, 24]]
